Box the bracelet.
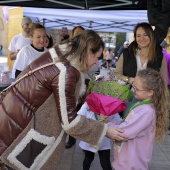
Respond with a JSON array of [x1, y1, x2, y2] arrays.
[[125, 77, 128, 82], [128, 77, 130, 84]]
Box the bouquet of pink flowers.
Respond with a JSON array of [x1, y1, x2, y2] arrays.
[[86, 92, 127, 116], [86, 92, 126, 149]]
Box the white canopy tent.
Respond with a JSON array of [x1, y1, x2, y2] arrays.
[[23, 7, 148, 32]]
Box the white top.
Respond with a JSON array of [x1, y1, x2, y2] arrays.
[[136, 50, 147, 71], [8, 33, 32, 53], [12, 44, 48, 78], [78, 102, 120, 153], [106, 50, 114, 60]]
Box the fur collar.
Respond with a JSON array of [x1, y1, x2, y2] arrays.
[[59, 44, 86, 97], [49, 46, 86, 97]]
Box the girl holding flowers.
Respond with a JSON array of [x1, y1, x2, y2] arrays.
[[104, 68, 169, 170]]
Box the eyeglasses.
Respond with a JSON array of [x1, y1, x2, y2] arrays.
[[131, 83, 147, 92]]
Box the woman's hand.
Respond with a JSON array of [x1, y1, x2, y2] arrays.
[[129, 77, 134, 84], [122, 76, 134, 84], [106, 126, 128, 141]]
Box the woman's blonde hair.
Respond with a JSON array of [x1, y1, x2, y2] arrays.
[[29, 23, 46, 37], [133, 22, 158, 62], [59, 30, 104, 72], [137, 68, 169, 141]]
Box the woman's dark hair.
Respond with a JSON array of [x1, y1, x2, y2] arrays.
[[71, 26, 85, 38], [132, 22, 157, 62], [46, 34, 53, 49]]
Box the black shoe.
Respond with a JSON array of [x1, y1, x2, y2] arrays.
[[65, 136, 76, 149]]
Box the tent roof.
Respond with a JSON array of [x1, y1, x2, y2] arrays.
[[23, 7, 148, 32], [1, 0, 148, 32], [0, 0, 147, 10]]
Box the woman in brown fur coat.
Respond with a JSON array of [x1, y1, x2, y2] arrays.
[[0, 30, 127, 170]]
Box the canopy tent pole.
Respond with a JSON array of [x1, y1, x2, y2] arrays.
[[46, 0, 84, 9]]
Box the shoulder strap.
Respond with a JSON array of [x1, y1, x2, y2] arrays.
[[1, 45, 65, 93], [1, 45, 65, 94], [120, 100, 152, 124], [1, 62, 55, 93]]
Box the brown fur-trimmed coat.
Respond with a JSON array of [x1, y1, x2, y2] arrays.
[[0, 45, 107, 170]]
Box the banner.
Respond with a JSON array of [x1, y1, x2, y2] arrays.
[[8, 7, 23, 71], [166, 28, 170, 53]]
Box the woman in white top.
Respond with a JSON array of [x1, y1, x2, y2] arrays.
[[12, 23, 48, 78], [114, 22, 168, 118], [114, 22, 167, 84], [105, 49, 114, 69]]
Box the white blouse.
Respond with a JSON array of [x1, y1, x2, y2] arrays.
[[136, 50, 148, 71]]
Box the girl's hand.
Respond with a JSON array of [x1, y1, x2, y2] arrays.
[[99, 114, 109, 123]]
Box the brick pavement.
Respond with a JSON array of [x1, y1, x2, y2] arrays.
[[60, 131, 170, 170]]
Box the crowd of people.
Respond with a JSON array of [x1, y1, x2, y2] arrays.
[[0, 17, 169, 170]]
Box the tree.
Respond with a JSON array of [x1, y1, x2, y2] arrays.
[[114, 33, 126, 56]]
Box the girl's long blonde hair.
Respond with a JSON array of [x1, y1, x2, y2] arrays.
[[137, 68, 169, 141]]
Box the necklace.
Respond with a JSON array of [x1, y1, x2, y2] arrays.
[[139, 48, 148, 58], [140, 53, 146, 58]]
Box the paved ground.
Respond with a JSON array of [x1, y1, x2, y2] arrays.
[[60, 131, 170, 170]]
